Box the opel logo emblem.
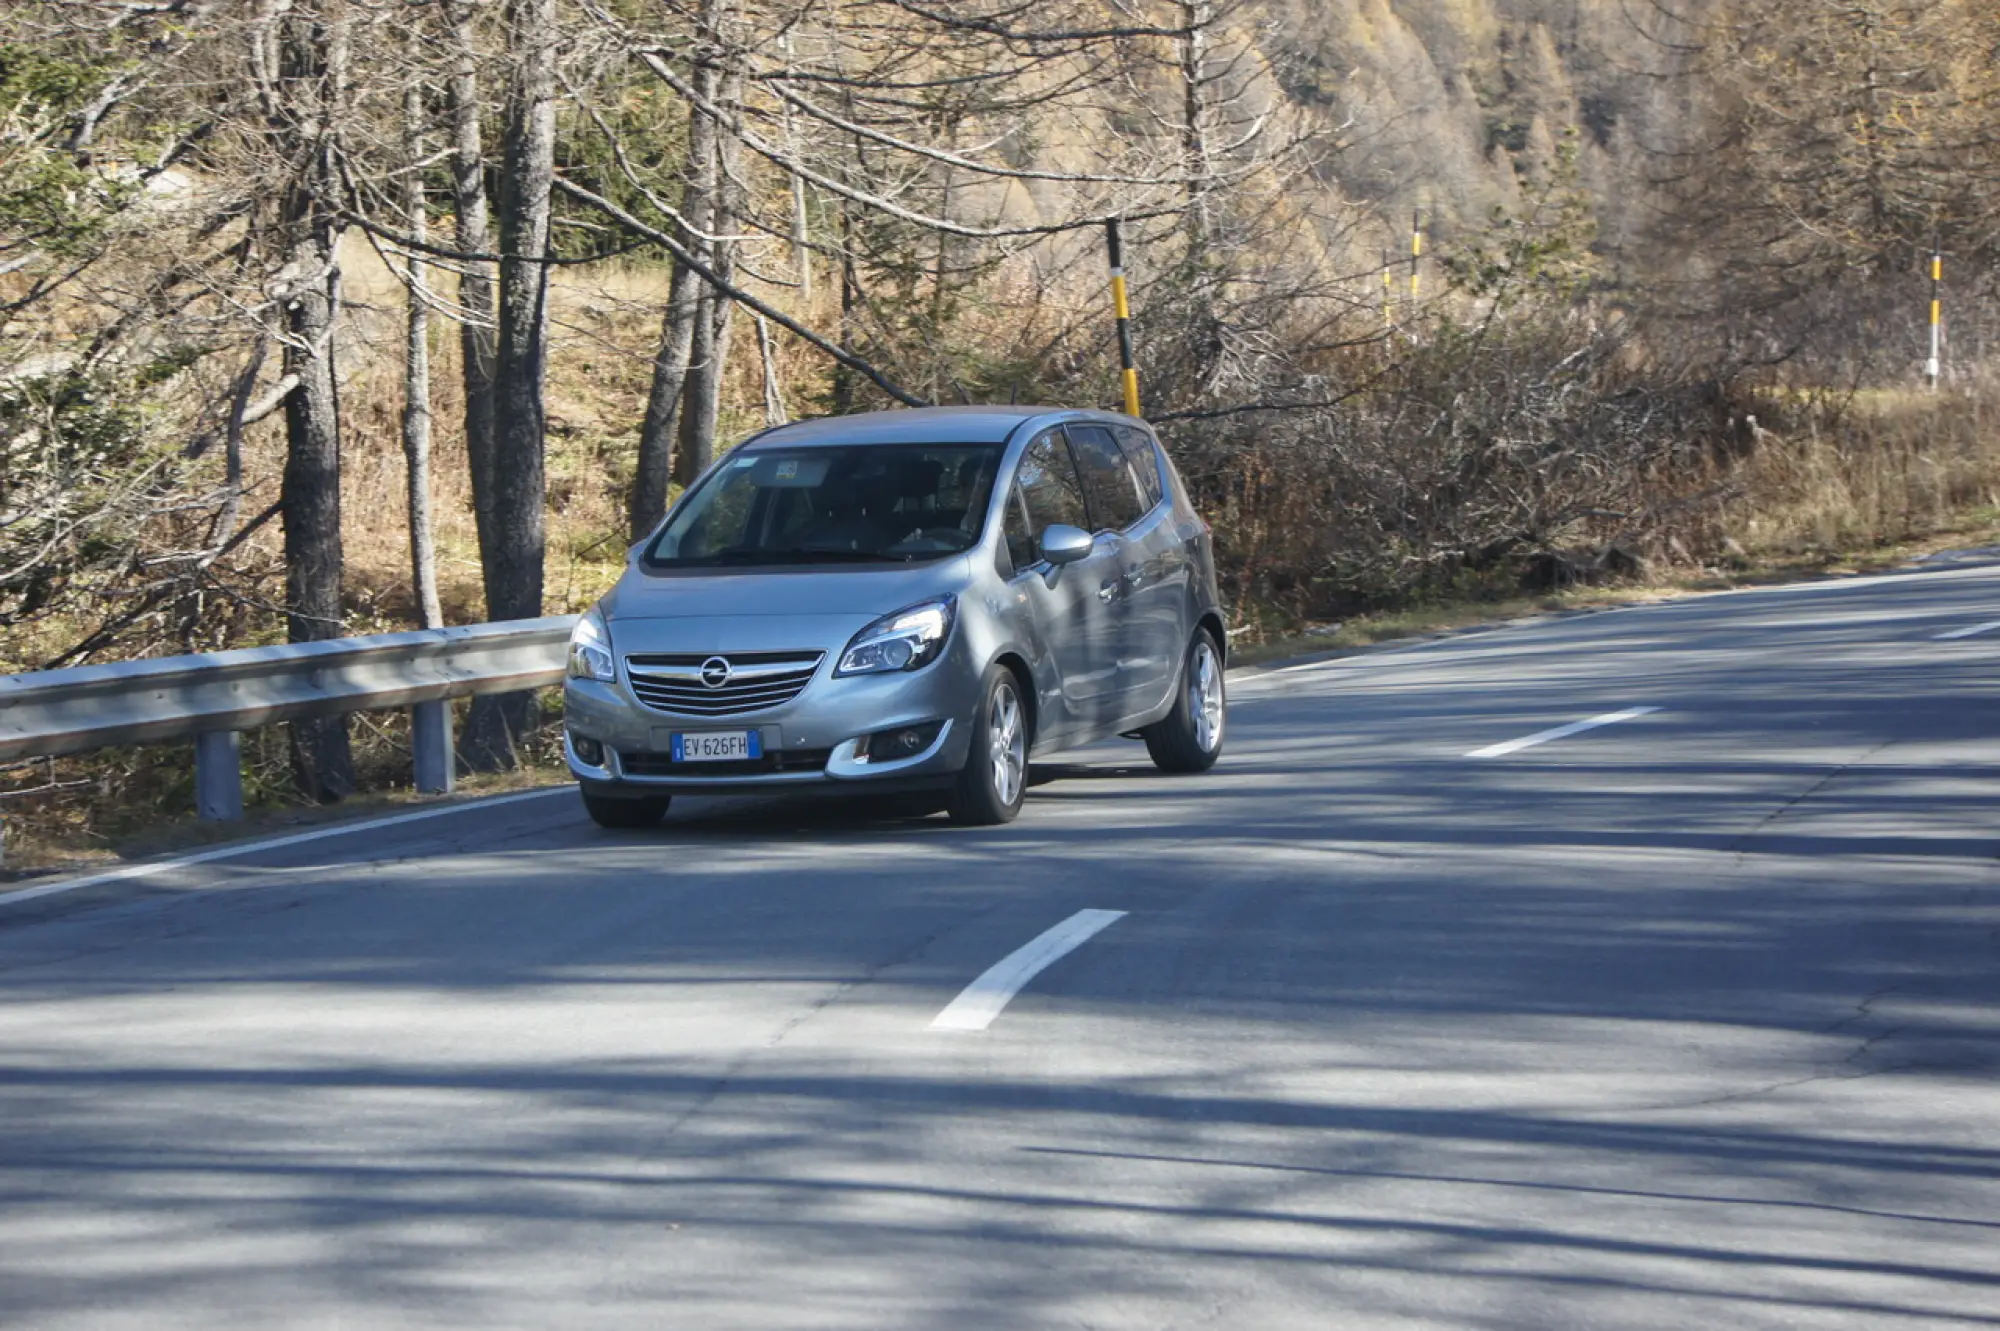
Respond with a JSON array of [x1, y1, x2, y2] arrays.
[[699, 656, 732, 689]]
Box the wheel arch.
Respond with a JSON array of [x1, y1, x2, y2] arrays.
[[1196, 609, 1229, 664], [990, 650, 1038, 744]]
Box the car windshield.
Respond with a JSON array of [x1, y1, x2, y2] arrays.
[[646, 442, 1004, 568]]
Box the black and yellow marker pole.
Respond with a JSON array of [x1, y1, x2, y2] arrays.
[[1409, 208, 1425, 310], [1928, 249, 1943, 393], [1106, 218, 1141, 417]]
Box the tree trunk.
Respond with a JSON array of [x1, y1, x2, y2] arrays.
[[445, 0, 497, 579], [445, 0, 514, 769], [639, 0, 729, 514], [677, 275, 735, 486], [832, 198, 856, 413], [630, 259, 700, 537], [1178, 0, 1215, 265], [402, 79, 443, 631], [278, 1, 354, 802], [463, 0, 556, 769], [677, 96, 738, 490]]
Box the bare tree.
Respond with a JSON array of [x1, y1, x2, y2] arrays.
[[463, 0, 560, 768], [266, 0, 356, 801], [444, 0, 499, 578], [629, 0, 728, 536], [400, 76, 443, 631]]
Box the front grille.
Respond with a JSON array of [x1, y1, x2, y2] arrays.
[[618, 747, 834, 778], [625, 650, 824, 717]]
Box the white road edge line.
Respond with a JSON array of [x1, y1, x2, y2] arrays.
[[0, 786, 572, 911], [1466, 706, 1662, 760], [1934, 620, 2000, 640], [931, 908, 1128, 1032]]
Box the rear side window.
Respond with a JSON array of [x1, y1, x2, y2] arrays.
[[1113, 425, 1165, 510], [1015, 430, 1089, 536], [1066, 424, 1145, 532]]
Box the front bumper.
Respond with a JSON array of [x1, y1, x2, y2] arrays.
[[563, 613, 980, 795]]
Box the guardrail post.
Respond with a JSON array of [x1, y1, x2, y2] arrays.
[[411, 700, 454, 794], [194, 731, 244, 821]]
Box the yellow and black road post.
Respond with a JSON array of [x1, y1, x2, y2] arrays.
[[1382, 246, 1394, 331], [1409, 207, 1425, 313], [1928, 247, 1943, 393], [1106, 218, 1141, 417]]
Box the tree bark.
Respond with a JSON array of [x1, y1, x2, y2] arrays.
[[635, 0, 728, 523], [444, 0, 497, 578], [402, 79, 443, 631], [277, 0, 354, 802], [445, 0, 514, 769], [832, 198, 857, 413], [676, 103, 738, 489], [1178, 0, 1215, 265], [462, 0, 556, 769], [629, 257, 699, 538]]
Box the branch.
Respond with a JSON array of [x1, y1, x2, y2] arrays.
[[628, 47, 1185, 240], [762, 77, 1178, 187], [552, 176, 931, 408], [879, 2, 1195, 43]]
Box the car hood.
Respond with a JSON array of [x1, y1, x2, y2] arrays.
[[602, 556, 971, 621]]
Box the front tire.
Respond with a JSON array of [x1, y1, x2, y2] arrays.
[[1143, 628, 1226, 773], [581, 787, 672, 829], [947, 666, 1030, 826]]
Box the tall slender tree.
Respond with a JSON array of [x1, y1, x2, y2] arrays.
[[465, 0, 559, 766], [400, 76, 443, 631], [268, 0, 356, 800]]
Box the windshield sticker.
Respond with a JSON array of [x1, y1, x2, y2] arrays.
[[752, 455, 831, 487]]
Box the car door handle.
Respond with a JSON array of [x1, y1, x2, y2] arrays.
[[1097, 580, 1119, 603]]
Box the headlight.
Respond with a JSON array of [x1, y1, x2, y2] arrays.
[[835, 597, 956, 677], [567, 609, 615, 682]]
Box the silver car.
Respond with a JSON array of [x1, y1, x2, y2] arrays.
[[562, 406, 1227, 827]]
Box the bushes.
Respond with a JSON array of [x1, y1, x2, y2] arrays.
[[1163, 310, 1735, 622], [1164, 312, 2000, 634]]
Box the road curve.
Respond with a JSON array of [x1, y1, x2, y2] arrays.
[[4, 563, 2000, 1329]]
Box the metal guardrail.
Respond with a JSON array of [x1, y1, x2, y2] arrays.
[[0, 616, 577, 822]]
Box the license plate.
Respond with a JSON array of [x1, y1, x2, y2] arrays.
[[670, 730, 763, 763]]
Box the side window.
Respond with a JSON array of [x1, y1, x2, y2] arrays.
[[1067, 424, 1145, 532], [1015, 430, 1089, 536], [1113, 424, 1165, 510]]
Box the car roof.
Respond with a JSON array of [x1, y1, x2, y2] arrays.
[[741, 406, 1122, 448]]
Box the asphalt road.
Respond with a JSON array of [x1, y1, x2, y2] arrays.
[[4, 561, 2000, 1329]]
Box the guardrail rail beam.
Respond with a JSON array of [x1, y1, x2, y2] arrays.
[[0, 616, 574, 823]]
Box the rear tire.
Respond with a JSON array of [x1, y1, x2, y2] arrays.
[[947, 666, 1030, 826], [581, 787, 672, 829], [1143, 628, 1226, 773]]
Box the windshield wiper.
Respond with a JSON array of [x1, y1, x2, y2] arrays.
[[672, 546, 913, 566]]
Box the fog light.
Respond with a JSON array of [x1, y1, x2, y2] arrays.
[[570, 732, 605, 766], [863, 720, 944, 763]]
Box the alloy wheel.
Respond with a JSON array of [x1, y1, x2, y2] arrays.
[[989, 682, 1026, 806], [1190, 638, 1224, 753]]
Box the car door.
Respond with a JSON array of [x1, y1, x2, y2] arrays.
[[1064, 423, 1179, 717], [1004, 428, 1124, 739], [1112, 423, 1191, 709]]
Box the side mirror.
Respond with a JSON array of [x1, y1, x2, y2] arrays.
[[1039, 524, 1094, 566]]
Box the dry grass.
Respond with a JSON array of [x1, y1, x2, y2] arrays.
[[1722, 377, 2000, 562]]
